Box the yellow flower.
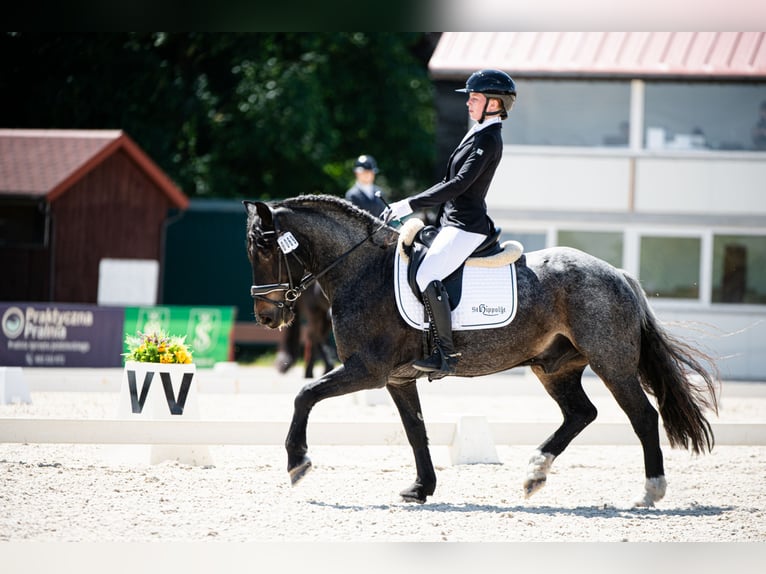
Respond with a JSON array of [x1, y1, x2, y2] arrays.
[[124, 331, 193, 364]]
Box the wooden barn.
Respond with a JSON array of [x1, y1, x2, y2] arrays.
[[0, 129, 188, 304]]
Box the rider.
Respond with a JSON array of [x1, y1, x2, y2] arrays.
[[382, 69, 516, 378], [345, 154, 386, 217]]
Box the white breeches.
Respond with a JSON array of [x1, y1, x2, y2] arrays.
[[415, 226, 487, 292]]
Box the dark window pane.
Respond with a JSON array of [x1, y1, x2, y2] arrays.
[[503, 79, 631, 147], [712, 234, 766, 304], [558, 230, 623, 268], [640, 236, 701, 299], [645, 82, 766, 151]]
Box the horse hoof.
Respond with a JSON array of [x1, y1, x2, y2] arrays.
[[289, 457, 313, 486], [632, 496, 656, 508], [399, 483, 429, 504], [523, 477, 546, 498], [633, 476, 666, 507]]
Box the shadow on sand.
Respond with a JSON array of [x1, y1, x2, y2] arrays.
[[305, 499, 735, 519]]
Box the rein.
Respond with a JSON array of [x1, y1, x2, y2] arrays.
[[250, 217, 389, 310]]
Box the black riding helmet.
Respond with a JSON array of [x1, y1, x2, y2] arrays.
[[353, 154, 379, 173], [456, 69, 517, 122]]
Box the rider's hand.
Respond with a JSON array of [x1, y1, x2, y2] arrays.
[[382, 199, 413, 223]]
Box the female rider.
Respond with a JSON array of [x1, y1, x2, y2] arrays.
[[382, 69, 516, 378]]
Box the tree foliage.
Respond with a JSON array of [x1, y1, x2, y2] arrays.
[[1, 32, 437, 199]]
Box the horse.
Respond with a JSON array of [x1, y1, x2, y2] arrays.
[[244, 194, 719, 507], [274, 281, 336, 379]]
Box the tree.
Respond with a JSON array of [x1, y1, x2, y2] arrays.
[[1, 32, 437, 199]]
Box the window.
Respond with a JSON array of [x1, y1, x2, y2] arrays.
[[503, 79, 631, 147], [0, 199, 48, 248], [639, 236, 701, 299], [501, 230, 546, 252], [557, 230, 623, 268], [712, 234, 766, 304], [644, 82, 766, 151]]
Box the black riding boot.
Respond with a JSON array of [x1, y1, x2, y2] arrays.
[[412, 280, 459, 378]]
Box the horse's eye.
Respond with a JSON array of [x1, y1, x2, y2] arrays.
[[255, 246, 277, 265]]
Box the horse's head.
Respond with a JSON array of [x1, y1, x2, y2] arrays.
[[243, 200, 307, 328], [244, 194, 398, 329]]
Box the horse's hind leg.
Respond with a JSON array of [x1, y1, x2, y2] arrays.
[[597, 373, 666, 507], [387, 380, 436, 503], [525, 364, 597, 498]]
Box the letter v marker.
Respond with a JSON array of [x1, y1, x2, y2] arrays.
[[127, 369, 153, 414], [159, 371, 193, 415]]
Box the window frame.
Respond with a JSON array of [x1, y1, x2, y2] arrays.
[[498, 221, 766, 310]]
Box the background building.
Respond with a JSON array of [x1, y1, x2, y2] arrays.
[[430, 32, 766, 379], [0, 129, 189, 305]]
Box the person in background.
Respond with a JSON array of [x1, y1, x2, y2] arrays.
[[345, 154, 386, 217], [381, 69, 516, 378]]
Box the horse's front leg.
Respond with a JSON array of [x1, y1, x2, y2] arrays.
[[286, 354, 384, 485], [387, 379, 436, 503]]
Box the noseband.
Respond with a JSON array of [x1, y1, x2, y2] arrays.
[[250, 214, 388, 312]]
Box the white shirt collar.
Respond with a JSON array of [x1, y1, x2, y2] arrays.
[[460, 116, 501, 146]]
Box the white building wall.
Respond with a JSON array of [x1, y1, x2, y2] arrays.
[[489, 149, 631, 212], [488, 147, 766, 380], [491, 148, 766, 217], [635, 156, 766, 214], [659, 308, 766, 382]]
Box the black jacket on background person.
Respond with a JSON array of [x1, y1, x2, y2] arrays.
[[345, 184, 386, 218], [408, 122, 502, 236]]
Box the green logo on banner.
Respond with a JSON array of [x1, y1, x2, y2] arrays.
[[134, 307, 171, 335], [187, 308, 222, 354], [124, 305, 234, 368]]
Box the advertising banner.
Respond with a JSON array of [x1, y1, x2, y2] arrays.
[[0, 302, 125, 367], [123, 305, 235, 368]]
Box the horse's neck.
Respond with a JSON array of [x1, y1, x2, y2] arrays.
[[291, 212, 391, 302]]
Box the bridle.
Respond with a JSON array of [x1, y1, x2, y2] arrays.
[[250, 214, 388, 312]]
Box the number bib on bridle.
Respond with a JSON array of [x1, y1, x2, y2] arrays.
[[393, 219, 523, 331]]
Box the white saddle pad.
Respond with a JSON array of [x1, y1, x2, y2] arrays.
[[394, 251, 518, 331]]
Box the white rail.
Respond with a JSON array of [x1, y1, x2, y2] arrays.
[[1, 418, 763, 446]]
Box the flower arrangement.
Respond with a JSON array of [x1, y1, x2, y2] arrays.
[[124, 331, 193, 364]]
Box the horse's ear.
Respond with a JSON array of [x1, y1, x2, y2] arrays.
[[242, 200, 274, 229]]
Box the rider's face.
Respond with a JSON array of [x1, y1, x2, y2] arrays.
[[467, 92, 500, 122], [355, 169, 376, 185], [466, 92, 487, 122]]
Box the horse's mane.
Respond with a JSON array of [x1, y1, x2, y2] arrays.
[[247, 194, 397, 254], [276, 194, 395, 240], [277, 194, 379, 225]]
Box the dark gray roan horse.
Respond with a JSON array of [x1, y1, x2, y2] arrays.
[[244, 194, 719, 507]]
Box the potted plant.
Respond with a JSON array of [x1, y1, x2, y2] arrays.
[[119, 330, 212, 466], [122, 331, 195, 416]]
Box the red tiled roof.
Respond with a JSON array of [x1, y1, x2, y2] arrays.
[[429, 32, 766, 79], [0, 129, 188, 209]]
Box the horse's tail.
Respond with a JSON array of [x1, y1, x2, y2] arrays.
[[622, 272, 720, 454]]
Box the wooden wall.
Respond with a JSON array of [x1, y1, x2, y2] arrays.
[[49, 150, 174, 303]]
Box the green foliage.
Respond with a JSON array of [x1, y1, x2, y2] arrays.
[[1, 32, 436, 200]]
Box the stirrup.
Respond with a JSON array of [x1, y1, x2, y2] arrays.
[[412, 350, 442, 373], [412, 350, 460, 375]]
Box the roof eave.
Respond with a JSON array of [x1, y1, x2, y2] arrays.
[[46, 131, 189, 210]]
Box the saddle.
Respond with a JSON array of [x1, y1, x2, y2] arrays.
[[398, 219, 525, 309]]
